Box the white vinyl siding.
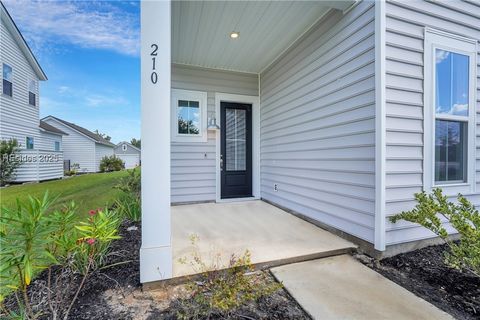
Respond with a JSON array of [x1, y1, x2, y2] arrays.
[[114, 143, 141, 169], [171, 64, 258, 203], [384, 0, 480, 245], [13, 150, 64, 182], [95, 143, 115, 172], [0, 12, 63, 182], [0, 17, 39, 145], [43, 118, 97, 173], [259, 2, 376, 243], [37, 131, 61, 151]]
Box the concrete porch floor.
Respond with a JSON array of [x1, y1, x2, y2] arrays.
[[171, 200, 356, 278]]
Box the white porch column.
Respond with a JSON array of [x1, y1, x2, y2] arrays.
[[140, 0, 172, 283]]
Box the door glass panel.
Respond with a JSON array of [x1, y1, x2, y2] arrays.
[[226, 108, 246, 171]]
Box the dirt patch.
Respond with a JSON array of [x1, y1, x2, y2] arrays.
[[7, 221, 310, 319], [356, 244, 480, 320]]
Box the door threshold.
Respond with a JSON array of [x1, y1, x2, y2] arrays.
[[216, 197, 259, 203]]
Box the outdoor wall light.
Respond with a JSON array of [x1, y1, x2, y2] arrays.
[[207, 117, 220, 130], [230, 32, 240, 39]]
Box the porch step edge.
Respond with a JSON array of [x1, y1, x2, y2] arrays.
[[143, 246, 356, 291]]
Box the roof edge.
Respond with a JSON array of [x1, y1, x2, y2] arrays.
[[1, 1, 47, 80], [42, 116, 115, 147], [116, 141, 141, 152]]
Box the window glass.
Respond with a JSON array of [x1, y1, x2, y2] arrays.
[[29, 92, 36, 106], [177, 100, 200, 135], [3, 64, 12, 81], [26, 137, 34, 150], [435, 49, 469, 116], [54, 141, 60, 151], [2, 64, 12, 97], [29, 80, 35, 92], [435, 120, 467, 183]]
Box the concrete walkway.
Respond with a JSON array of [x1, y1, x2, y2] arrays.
[[271, 255, 453, 320], [172, 200, 356, 278]]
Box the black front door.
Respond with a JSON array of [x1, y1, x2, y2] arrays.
[[221, 102, 252, 199]]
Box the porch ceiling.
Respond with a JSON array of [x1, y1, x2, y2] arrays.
[[172, 1, 356, 74]]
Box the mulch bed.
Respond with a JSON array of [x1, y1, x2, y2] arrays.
[[6, 221, 310, 320], [359, 244, 480, 320]]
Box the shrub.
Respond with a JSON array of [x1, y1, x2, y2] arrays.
[[0, 193, 122, 319], [99, 155, 124, 173], [390, 188, 480, 277], [64, 163, 80, 177], [0, 139, 20, 186], [174, 235, 282, 319], [114, 169, 141, 221]]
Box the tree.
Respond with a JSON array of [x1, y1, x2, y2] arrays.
[[0, 139, 20, 186], [94, 130, 111, 142], [130, 138, 141, 148]]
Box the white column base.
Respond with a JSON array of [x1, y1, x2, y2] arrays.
[[140, 245, 173, 283]]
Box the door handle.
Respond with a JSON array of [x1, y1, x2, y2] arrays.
[[220, 154, 223, 171]]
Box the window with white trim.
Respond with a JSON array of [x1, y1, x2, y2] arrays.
[[26, 137, 34, 150], [54, 141, 60, 151], [171, 89, 208, 142], [2, 64, 12, 97], [424, 29, 477, 193]]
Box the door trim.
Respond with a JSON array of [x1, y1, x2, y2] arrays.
[[215, 93, 260, 203]]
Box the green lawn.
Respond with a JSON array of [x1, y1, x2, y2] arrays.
[[0, 171, 129, 215]]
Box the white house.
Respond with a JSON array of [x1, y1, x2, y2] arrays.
[[140, 0, 480, 283], [42, 116, 115, 173], [0, 2, 66, 182], [114, 141, 141, 169]]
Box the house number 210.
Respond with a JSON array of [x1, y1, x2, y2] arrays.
[[150, 44, 158, 84]]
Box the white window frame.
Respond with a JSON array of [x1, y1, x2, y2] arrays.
[[424, 28, 478, 195], [171, 89, 207, 142], [54, 141, 60, 152], [2, 63, 13, 97], [26, 137, 34, 150], [122, 144, 127, 151]]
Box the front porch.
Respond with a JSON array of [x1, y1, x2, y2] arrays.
[[140, 0, 377, 283], [171, 200, 356, 279]]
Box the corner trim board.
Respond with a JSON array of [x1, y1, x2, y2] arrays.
[[374, 0, 386, 251]]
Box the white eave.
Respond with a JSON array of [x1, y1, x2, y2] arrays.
[[1, 2, 47, 81]]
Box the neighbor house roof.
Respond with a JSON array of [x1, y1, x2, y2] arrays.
[[42, 116, 115, 147], [39, 120, 67, 135], [1, 2, 47, 80], [116, 141, 141, 152]]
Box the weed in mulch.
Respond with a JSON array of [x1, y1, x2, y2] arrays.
[[358, 244, 480, 320], [153, 272, 309, 320]]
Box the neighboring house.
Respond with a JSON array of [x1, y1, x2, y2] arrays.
[[42, 116, 115, 173], [114, 141, 141, 169], [140, 0, 480, 283], [0, 3, 66, 182]]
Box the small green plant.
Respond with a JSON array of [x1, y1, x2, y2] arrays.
[[0, 193, 122, 320], [174, 235, 282, 319], [0, 139, 20, 186], [390, 188, 480, 277], [64, 163, 79, 176], [0, 193, 58, 319], [114, 169, 141, 221], [99, 156, 124, 173]]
